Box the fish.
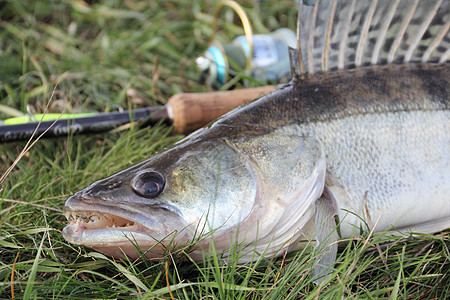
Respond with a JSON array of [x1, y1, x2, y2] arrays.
[[63, 0, 449, 272]]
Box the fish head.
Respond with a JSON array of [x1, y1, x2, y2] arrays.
[[63, 132, 325, 261]]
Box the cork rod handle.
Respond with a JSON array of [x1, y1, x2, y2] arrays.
[[168, 85, 276, 133]]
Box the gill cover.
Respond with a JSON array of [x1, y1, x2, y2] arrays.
[[204, 133, 326, 261]]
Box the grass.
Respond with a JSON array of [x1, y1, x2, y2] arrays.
[[0, 0, 449, 298]]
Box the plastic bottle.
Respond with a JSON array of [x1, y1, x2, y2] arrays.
[[196, 28, 296, 87]]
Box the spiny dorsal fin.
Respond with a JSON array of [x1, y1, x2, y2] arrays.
[[294, 0, 449, 76]]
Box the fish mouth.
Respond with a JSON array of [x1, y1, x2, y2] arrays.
[[64, 210, 142, 235], [62, 193, 187, 250]]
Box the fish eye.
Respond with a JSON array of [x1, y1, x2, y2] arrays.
[[131, 171, 165, 198]]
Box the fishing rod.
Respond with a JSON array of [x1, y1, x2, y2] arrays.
[[0, 86, 275, 143]]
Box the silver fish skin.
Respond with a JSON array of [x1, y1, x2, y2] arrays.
[[63, 0, 450, 262]]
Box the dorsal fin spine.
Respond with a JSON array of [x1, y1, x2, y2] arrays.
[[404, 0, 443, 63], [307, 1, 320, 74], [338, 0, 355, 70], [295, 0, 448, 78], [371, 0, 400, 65], [439, 48, 450, 64], [387, 0, 419, 63], [422, 20, 450, 62], [296, 2, 305, 77], [355, 0, 378, 67], [322, 0, 338, 72]]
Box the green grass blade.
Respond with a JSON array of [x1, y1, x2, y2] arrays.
[[23, 230, 46, 299]]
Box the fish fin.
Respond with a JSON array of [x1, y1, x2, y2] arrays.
[[311, 184, 339, 284], [295, 0, 449, 76], [288, 47, 302, 80]]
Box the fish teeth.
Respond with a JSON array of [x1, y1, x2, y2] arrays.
[[64, 211, 80, 221], [65, 210, 137, 230], [64, 211, 96, 223], [89, 215, 97, 223]]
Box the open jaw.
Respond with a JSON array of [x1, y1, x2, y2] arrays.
[[63, 210, 156, 259], [64, 210, 143, 236], [62, 194, 189, 259]]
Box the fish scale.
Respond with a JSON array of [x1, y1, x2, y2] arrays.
[[279, 109, 449, 237]]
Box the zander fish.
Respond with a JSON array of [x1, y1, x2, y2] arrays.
[[63, 0, 449, 269]]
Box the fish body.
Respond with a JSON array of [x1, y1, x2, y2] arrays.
[[63, 0, 450, 262]]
